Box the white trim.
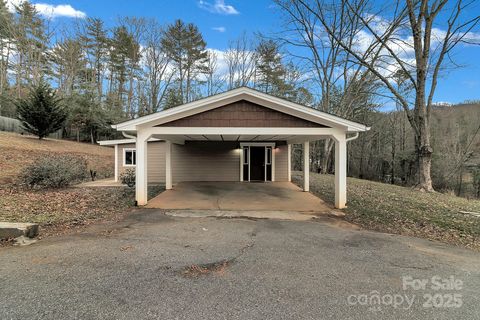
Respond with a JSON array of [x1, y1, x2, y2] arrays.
[[123, 148, 136, 167], [239, 147, 244, 182], [114, 145, 119, 182], [240, 142, 276, 147], [271, 146, 275, 182], [287, 144, 292, 182], [98, 137, 162, 146], [99, 139, 135, 146], [240, 143, 275, 182], [114, 87, 369, 132]]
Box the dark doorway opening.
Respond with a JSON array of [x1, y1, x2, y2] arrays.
[[250, 146, 265, 181]]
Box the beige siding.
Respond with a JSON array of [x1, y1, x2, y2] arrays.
[[172, 142, 240, 182], [116, 141, 289, 183], [117, 141, 165, 183], [274, 144, 289, 181]]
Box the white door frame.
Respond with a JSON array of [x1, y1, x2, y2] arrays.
[[239, 142, 276, 182]]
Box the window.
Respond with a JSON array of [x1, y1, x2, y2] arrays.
[[243, 147, 249, 164], [124, 149, 136, 166], [266, 147, 272, 165]]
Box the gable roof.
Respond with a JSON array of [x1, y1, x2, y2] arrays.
[[113, 87, 370, 132]]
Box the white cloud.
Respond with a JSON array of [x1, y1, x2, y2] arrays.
[[6, 0, 86, 18], [35, 3, 86, 18], [212, 26, 226, 33], [198, 0, 239, 15]]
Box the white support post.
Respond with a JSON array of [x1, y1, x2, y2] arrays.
[[114, 144, 119, 182], [239, 147, 244, 182], [135, 132, 149, 206], [334, 134, 347, 209], [165, 140, 172, 190], [287, 144, 292, 182], [303, 141, 309, 192]]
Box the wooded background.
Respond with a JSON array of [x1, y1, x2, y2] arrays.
[[0, 0, 479, 198]]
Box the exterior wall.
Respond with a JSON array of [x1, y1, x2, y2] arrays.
[[157, 100, 327, 128], [172, 141, 240, 182], [274, 144, 289, 182], [117, 142, 165, 183], [117, 140, 290, 183]]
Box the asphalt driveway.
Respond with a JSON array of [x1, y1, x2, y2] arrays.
[[1, 210, 479, 320]]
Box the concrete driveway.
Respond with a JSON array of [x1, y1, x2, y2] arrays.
[[146, 181, 331, 212], [1, 210, 479, 320]]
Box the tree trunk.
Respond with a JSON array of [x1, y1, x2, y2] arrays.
[[416, 140, 434, 192], [320, 139, 333, 174]]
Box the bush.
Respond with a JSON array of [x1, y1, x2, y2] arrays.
[[20, 155, 88, 188], [120, 168, 136, 187]]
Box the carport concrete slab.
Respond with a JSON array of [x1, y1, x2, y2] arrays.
[[146, 181, 331, 212]]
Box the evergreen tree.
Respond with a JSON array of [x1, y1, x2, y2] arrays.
[[14, 2, 49, 90], [51, 38, 86, 95], [255, 40, 293, 97], [163, 86, 183, 110], [0, 0, 14, 94], [108, 25, 140, 117], [65, 93, 108, 143], [161, 19, 208, 103], [80, 18, 109, 100], [16, 82, 67, 139]]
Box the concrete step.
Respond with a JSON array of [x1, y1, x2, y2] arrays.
[[0, 222, 39, 239]]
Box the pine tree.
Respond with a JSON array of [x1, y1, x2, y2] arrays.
[[255, 40, 293, 97], [0, 0, 14, 93], [16, 82, 67, 139], [51, 38, 86, 95], [161, 19, 208, 103], [80, 18, 109, 100], [14, 2, 49, 91]]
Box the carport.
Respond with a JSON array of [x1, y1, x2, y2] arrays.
[[111, 87, 369, 209]]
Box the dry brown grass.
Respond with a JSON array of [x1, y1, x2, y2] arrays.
[[292, 171, 480, 250], [0, 131, 113, 184]]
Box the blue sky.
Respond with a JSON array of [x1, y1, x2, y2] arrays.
[[10, 0, 480, 105]]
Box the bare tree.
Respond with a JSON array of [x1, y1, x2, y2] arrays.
[[142, 19, 172, 113], [225, 33, 257, 89], [204, 50, 223, 96], [275, 0, 382, 173], [283, 0, 480, 191]]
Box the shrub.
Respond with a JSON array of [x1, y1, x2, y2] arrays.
[[120, 168, 136, 187], [20, 155, 88, 188]]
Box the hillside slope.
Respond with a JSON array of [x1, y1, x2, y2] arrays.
[[292, 171, 480, 250], [0, 132, 113, 184]]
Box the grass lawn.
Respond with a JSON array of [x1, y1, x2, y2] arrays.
[[292, 171, 480, 250]]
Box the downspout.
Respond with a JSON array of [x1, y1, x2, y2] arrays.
[[111, 124, 137, 140], [122, 132, 136, 140], [345, 132, 360, 175], [346, 132, 359, 142]]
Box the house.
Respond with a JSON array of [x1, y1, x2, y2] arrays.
[[99, 87, 369, 209]]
